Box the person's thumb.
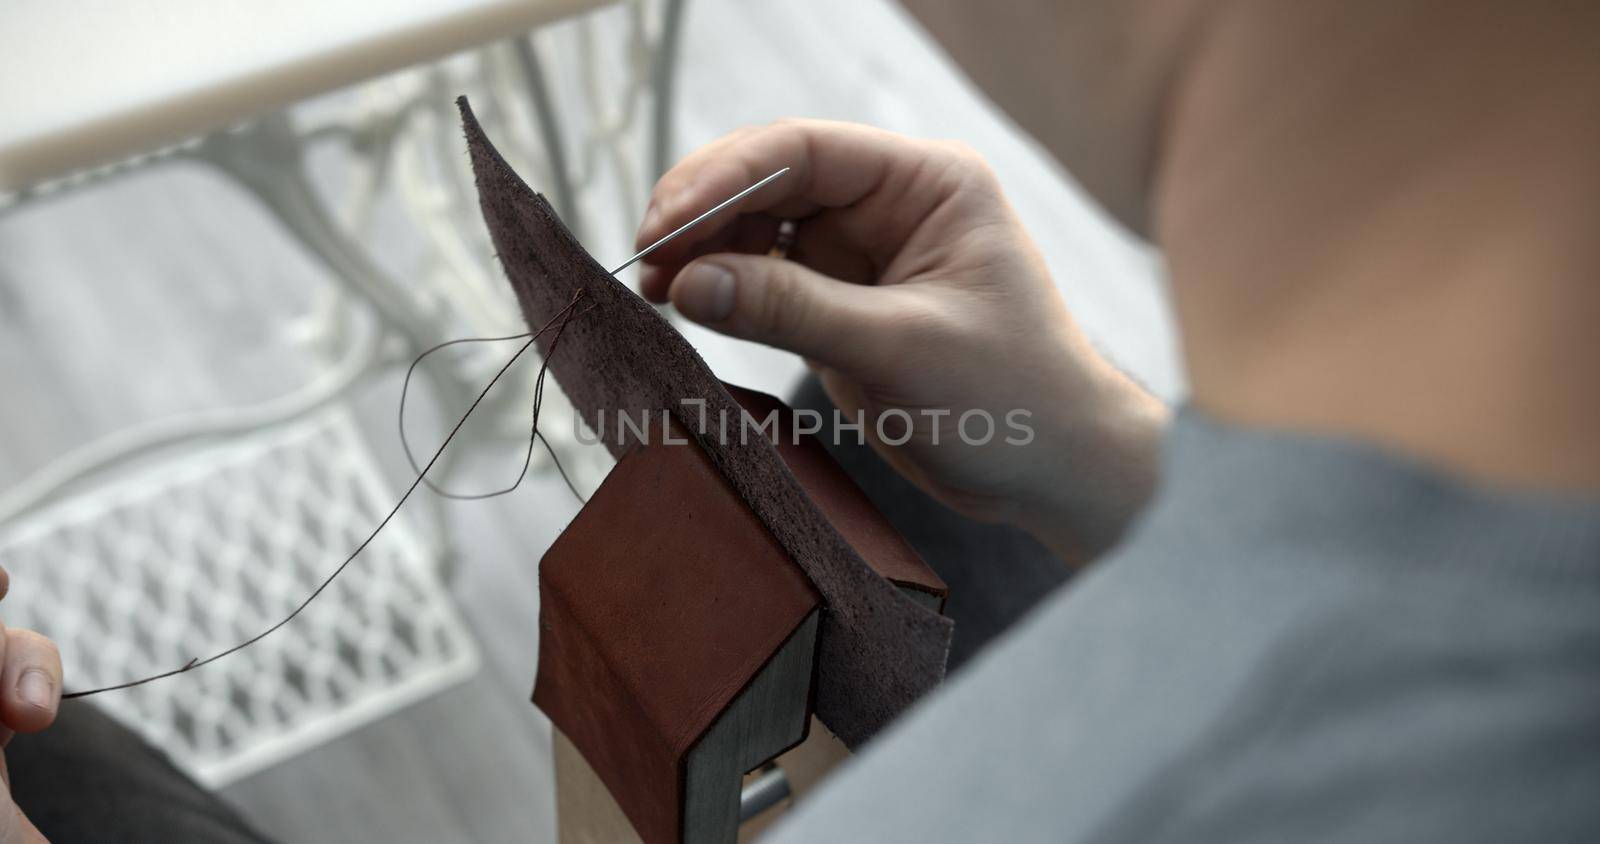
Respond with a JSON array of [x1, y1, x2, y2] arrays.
[[667, 254, 888, 369]]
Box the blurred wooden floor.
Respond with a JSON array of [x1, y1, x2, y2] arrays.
[[0, 1, 1175, 841]]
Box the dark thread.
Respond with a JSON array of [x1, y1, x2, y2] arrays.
[[399, 332, 586, 505], [63, 292, 591, 700]]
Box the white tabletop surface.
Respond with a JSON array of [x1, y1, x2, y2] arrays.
[[0, 0, 601, 190]]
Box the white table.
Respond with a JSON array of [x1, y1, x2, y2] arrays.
[[0, 0, 602, 190]]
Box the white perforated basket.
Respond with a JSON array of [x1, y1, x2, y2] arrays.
[[0, 405, 479, 786]]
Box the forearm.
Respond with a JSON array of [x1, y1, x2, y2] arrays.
[[1009, 358, 1170, 566]]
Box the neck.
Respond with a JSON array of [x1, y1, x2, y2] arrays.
[[1156, 0, 1600, 492]]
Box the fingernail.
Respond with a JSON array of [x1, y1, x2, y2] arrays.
[[676, 262, 736, 323], [19, 669, 54, 711]]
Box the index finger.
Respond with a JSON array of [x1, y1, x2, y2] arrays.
[[634, 119, 931, 267]]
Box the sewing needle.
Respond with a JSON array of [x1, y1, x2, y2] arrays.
[[609, 167, 791, 275]]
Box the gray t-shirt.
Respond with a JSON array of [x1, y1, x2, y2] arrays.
[[772, 408, 1600, 842]]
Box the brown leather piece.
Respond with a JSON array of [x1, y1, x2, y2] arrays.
[[535, 416, 820, 844], [724, 385, 947, 609], [459, 97, 952, 747]]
